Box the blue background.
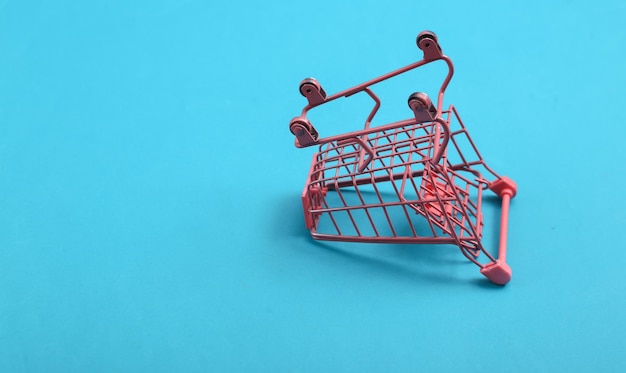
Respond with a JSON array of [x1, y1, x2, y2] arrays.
[[1, 0, 625, 371]]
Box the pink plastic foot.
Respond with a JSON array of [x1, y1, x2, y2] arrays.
[[480, 261, 512, 285], [489, 176, 517, 198]]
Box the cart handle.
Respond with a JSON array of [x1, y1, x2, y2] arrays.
[[479, 177, 518, 285]]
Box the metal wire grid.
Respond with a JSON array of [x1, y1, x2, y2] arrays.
[[302, 115, 486, 256]]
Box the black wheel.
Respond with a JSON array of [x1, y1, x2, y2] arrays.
[[289, 120, 305, 135], [416, 31, 437, 50], [289, 117, 316, 138], [408, 92, 432, 110], [299, 78, 320, 96]]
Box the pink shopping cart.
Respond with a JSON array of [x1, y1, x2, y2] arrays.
[[288, 31, 517, 285]]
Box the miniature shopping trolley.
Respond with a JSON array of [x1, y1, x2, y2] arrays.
[[288, 31, 517, 285]]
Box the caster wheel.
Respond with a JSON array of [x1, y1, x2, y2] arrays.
[[289, 117, 318, 141], [417, 31, 438, 50], [408, 92, 432, 111], [299, 78, 327, 99]]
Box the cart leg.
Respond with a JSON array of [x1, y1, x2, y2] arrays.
[[480, 177, 517, 285]]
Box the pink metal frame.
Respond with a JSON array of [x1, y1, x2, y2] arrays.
[[289, 31, 517, 285]]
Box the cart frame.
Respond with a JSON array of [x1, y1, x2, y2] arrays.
[[288, 31, 517, 285]]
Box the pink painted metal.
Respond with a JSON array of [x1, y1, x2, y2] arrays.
[[288, 31, 517, 285]]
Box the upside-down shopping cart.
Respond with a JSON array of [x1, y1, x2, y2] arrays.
[[288, 31, 517, 285]]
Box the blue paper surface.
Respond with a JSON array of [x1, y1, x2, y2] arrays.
[[1, 0, 625, 371]]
